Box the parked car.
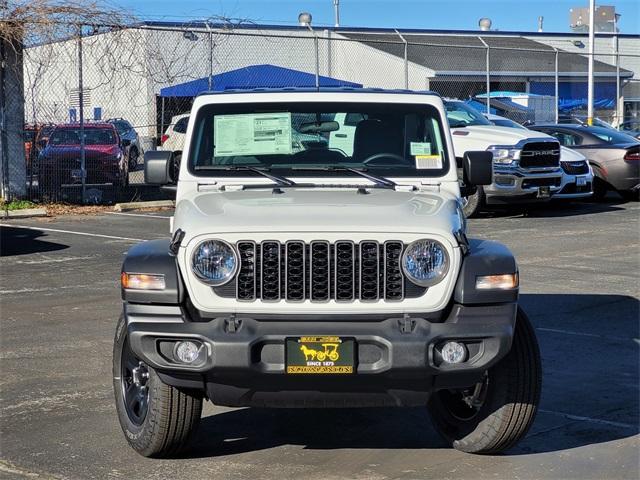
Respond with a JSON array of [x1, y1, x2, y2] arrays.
[[107, 118, 142, 170], [486, 114, 593, 200], [618, 120, 640, 140], [160, 113, 189, 153], [116, 88, 541, 458], [38, 123, 129, 191], [444, 100, 562, 217], [528, 124, 640, 201]]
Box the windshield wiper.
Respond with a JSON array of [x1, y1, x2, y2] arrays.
[[291, 166, 396, 189], [194, 165, 296, 187]]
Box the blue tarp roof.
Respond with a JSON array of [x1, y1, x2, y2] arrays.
[[475, 91, 547, 99], [159, 64, 362, 97], [530, 81, 616, 111]]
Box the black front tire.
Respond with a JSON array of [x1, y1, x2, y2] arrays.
[[128, 147, 139, 170], [591, 176, 609, 201], [428, 307, 541, 454], [461, 186, 484, 218], [113, 314, 202, 458]]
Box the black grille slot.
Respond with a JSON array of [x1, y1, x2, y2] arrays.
[[285, 241, 306, 301], [520, 142, 561, 169], [310, 241, 330, 301], [236, 242, 256, 301], [335, 241, 356, 301], [261, 241, 281, 300], [384, 241, 404, 301], [561, 161, 590, 175], [359, 242, 379, 301]]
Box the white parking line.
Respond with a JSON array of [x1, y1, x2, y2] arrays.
[[536, 327, 635, 343], [106, 212, 171, 219], [539, 409, 637, 430], [0, 223, 144, 242]]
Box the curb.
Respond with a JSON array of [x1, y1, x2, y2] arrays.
[[114, 200, 175, 212], [0, 208, 48, 219]]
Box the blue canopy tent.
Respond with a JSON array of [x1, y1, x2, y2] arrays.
[[159, 64, 362, 97], [530, 82, 616, 112]]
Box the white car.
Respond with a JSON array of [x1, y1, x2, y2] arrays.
[[484, 114, 593, 200], [160, 113, 189, 153], [116, 88, 541, 458]]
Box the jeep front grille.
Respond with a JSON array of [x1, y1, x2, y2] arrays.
[[221, 240, 424, 302], [519, 142, 561, 169]]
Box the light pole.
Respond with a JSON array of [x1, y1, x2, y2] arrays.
[[587, 0, 595, 126], [333, 0, 340, 27], [614, 13, 621, 126]]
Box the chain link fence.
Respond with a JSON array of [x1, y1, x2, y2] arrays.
[[2, 23, 638, 203]]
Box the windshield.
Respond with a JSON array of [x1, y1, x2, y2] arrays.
[[188, 102, 449, 178], [492, 118, 526, 129], [49, 128, 117, 146], [112, 121, 131, 134], [444, 102, 492, 128], [588, 127, 639, 145]]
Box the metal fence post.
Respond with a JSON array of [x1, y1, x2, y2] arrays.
[[395, 29, 409, 89], [554, 48, 559, 124], [313, 31, 319, 88], [205, 23, 213, 91], [478, 37, 490, 114], [77, 24, 86, 203], [616, 53, 620, 126]]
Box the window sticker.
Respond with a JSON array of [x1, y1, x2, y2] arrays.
[[214, 112, 293, 157], [410, 142, 432, 156], [415, 153, 443, 170]]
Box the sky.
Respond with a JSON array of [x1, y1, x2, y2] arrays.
[[110, 0, 640, 33]]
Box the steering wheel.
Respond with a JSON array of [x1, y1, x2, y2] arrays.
[[362, 152, 407, 165]]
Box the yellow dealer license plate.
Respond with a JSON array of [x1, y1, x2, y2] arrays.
[[286, 336, 355, 374]]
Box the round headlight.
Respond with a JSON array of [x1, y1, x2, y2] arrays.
[[191, 240, 238, 286], [401, 239, 449, 287]]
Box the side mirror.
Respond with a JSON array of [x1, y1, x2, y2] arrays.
[[121, 139, 131, 147], [144, 150, 174, 185], [462, 151, 493, 186]]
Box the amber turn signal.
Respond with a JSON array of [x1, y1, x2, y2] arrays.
[[121, 272, 166, 290], [475, 273, 518, 290]]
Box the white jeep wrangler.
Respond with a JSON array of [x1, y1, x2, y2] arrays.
[[114, 89, 541, 457]]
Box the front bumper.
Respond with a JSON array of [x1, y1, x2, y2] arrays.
[[484, 166, 563, 204], [125, 302, 517, 407]]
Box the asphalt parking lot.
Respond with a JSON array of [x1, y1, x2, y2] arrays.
[[1, 199, 638, 480]]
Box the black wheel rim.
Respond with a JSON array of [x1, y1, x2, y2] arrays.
[[120, 338, 149, 426], [437, 374, 489, 421]]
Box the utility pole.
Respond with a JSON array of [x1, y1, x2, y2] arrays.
[[587, 0, 595, 126]]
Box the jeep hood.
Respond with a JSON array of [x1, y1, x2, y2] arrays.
[[451, 125, 553, 147], [174, 188, 459, 241]]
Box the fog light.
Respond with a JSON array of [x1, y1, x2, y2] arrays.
[[174, 341, 202, 364], [441, 341, 467, 364]]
